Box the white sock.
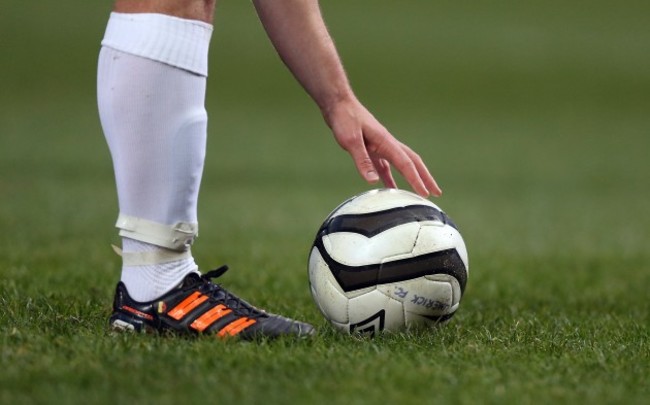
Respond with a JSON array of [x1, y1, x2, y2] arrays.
[[97, 47, 210, 227], [98, 13, 213, 300], [120, 238, 199, 302]]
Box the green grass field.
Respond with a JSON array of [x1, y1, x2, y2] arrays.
[[1, 1, 649, 403]]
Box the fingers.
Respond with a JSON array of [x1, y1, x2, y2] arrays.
[[328, 100, 441, 197], [371, 156, 397, 189], [341, 131, 381, 183], [402, 144, 442, 197], [371, 135, 440, 197], [339, 129, 440, 197], [363, 140, 434, 197]]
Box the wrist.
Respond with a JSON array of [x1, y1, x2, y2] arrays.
[[319, 90, 358, 125]]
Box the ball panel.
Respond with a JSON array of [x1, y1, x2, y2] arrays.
[[414, 224, 469, 274], [348, 289, 390, 322], [330, 319, 350, 334], [425, 274, 461, 306], [348, 290, 404, 334], [401, 279, 454, 316], [374, 248, 467, 294], [322, 223, 421, 266], [332, 189, 440, 217], [325, 205, 452, 238], [308, 247, 349, 323], [382, 297, 406, 332], [377, 277, 457, 317]]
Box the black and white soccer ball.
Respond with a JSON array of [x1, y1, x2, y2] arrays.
[[308, 189, 469, 335]]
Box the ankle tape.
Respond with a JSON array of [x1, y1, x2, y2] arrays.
[[111, 244, 192, 266], [116, 214, 198, 251]]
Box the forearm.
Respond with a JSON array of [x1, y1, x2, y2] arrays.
[[253, 0, 356, 116], [254, 0, 440, 197]]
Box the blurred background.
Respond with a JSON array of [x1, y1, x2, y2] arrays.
[[1, 0, 648, 402], [2, 0, 648, 268]]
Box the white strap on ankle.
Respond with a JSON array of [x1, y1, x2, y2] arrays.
[[111, 244, 192, 266], [115, 214, 198, 251]]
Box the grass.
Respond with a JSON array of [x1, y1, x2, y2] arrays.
[[1, 0, 649, 403]]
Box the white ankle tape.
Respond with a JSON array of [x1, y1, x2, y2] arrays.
[[111, 244, 192, 266], [116, 214, 198, 251]]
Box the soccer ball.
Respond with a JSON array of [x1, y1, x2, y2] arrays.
[[308, 189, 469, 335]]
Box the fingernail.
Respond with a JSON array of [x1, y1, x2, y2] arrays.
[[366, 170, 379, 182]]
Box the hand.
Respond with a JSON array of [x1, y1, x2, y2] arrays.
[[324, 98, 442, 198]]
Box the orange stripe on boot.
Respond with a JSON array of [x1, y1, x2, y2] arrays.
[[167, 292, 208, 320], [218, 317, 257, 338], [190, 304, 232, 332]]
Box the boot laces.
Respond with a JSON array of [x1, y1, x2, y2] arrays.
[[200, 265, 266, 319]]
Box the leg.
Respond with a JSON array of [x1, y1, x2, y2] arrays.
[[98, 0, 315, 338], [99, 1, 215, 301], [114, 0, 217, 23]]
